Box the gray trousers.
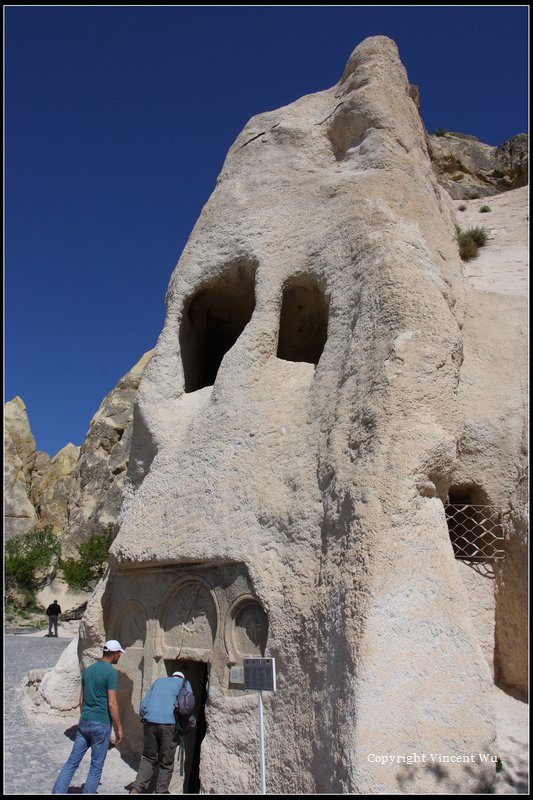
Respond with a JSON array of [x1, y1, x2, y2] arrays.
[[48, 615, 58, 636], [132, 723, 179, 793]]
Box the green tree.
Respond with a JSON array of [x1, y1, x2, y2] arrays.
[[5, 526, 61, 605], [60, 525, 114, 590]]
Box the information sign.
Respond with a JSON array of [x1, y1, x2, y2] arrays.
[[243, 657, 277, 692]]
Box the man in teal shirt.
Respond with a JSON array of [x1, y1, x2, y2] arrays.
[[52, 639, 125, 794]]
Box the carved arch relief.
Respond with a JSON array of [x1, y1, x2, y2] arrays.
[[115, 601, 147, 649], [161, 579, 218, 652], [225, 597, 269, 659]]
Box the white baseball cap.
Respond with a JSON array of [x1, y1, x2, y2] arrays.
[[103, 639, 125, 653], [172, 671, 185, 678]]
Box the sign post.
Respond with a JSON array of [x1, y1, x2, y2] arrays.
[[243, 657, 277, 795], [257, 688, 266, 794]]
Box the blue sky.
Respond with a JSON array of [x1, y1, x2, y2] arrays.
[[5, 6, 529, 457]]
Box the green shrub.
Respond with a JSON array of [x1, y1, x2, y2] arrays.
[[433, 128, 448, 137], [455, 224, 489, 261], [470, 192, 480, 199], [468, 226, 489, 247], [5, 526, 61, 605], [458, 204, 467, 211], [458, 235, 479, 261], [480, 205, 492, 213], [60, 525, 114, 590]]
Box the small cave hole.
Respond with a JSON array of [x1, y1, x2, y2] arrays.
[[277, 277, 328, 365], [180, 262, 256, 393]]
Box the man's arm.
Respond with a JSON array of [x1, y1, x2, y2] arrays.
[[107, 689, 123, 745], [79, 687, 84, 712], [139, 684, 152, 720]]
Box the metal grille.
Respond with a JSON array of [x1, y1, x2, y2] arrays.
[[445, 504, 505, 561]]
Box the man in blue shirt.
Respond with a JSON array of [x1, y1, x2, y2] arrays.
[[129, 670, 194, 795]]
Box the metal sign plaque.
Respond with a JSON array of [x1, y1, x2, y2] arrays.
[[229, 665, 244, 684], [243, 657, 276, 692]]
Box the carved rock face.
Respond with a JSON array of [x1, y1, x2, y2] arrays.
[[97, 37, 501, 793]]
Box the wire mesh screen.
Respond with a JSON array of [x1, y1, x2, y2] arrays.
[[445, 504, 505, 561]]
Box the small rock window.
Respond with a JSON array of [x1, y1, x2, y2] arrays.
[[180, 262, 256, 393], [277, 277, 328, 364], [445, 484, 504, 561]]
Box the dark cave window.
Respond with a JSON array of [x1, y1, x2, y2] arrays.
[[277, 277, 328, 365], [180, 262, 256, 393]]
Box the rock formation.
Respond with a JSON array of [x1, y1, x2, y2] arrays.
[[60, 350, 153, 558], [5, 397, 42, 539], [4, 352, 153, 605], [451, 187, 528, 698], [63, 35, 530, 794], [428, 131, 528, 200], [30, 444, 80, 533], [30, 37, 527, 795]]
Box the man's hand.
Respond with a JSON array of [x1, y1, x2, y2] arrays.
[[108, 689, 123, 747]]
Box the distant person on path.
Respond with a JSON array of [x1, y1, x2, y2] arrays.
[[52, 640, 125, 794], [46, 600, 62, 637], [129, 670, 195, 795]]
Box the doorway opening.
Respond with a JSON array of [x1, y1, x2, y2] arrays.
[[164, 659, 209, 794]]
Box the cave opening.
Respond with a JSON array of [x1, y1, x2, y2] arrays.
[[277, 277, 328, 365], [180, 263, 256, 393]]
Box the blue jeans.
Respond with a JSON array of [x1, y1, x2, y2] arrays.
[[52, 719, 112, 794]]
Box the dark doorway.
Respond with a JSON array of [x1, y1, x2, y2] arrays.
[[165, 659, 208, 794]]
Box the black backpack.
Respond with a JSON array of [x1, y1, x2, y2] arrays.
[[174, 684, 196, 736]]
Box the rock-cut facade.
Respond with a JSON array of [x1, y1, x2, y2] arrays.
[[48, 36, 527, 794]]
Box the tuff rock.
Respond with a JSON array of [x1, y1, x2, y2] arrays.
[[4, 353, 152, 547], [60, 350, 154, 558], [4, 353, 153, 614], [4, 397, 39, 539], [30, 444, 80, 533], [30, 36, 528, 795]]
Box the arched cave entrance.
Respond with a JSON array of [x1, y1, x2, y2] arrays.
[[180, 262, 256, 393], [277, 277, 328, 364]]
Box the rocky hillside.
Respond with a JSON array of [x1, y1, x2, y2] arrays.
[[4, 398, 79, 540], [4, 351, 153, 556], [59, 350, 153, 557], [428, 130, 528, 199]]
